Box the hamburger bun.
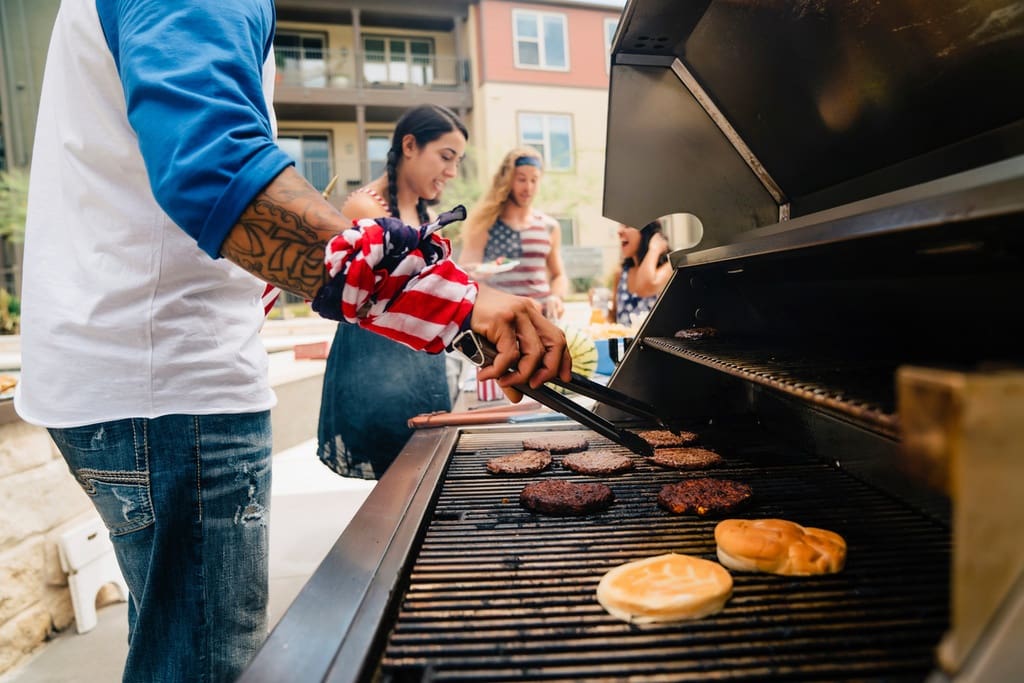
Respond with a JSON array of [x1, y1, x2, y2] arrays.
[[715, 518, 847, 576], [596, 553, 733, 623]]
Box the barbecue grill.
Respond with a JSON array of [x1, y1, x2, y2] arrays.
[[241, 1, 1024, 680]]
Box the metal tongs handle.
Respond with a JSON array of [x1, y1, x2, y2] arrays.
[[548, 372, 675, 430], [420, 205, 467, 241], [466, 337, 654, 457]]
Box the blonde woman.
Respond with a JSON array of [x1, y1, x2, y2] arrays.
[[460, 147, 568, 320]]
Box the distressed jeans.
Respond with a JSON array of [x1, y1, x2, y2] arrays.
[[49, 412, 272, 683]]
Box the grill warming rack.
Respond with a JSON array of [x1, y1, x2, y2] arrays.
[[641, 336, 902, 437]]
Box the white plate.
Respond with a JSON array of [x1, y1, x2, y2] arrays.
[[472, 259, 519, 275]]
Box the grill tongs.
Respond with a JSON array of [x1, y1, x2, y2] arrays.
[[452, 333, 675, 457]]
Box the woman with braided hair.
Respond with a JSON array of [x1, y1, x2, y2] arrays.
[[318, 104, 469, 479]]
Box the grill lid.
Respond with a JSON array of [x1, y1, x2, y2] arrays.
[[604, 0, 1024, 240]]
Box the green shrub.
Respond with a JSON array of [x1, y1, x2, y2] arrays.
[[0, 288, 18, 334], [0, 168, 29, 244]]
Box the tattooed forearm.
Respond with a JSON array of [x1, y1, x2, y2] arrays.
[[220, 167, 346, 299]]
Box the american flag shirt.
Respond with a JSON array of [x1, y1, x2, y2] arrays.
[[481, 214, 553, 302]]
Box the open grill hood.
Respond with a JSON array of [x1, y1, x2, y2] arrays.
[[603, 0, 1024, 243]]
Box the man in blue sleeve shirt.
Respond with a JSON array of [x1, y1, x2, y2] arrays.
[[15, 1, 570, 680]]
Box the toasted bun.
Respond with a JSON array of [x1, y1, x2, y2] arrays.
[[596, 553, 732, 623], [714, 519, 847, 576]]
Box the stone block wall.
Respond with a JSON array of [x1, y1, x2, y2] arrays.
[[0, 416, 95, 675]]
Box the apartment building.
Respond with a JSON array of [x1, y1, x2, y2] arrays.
[[0, 0, 627, 296], [274, 0, 626, 287]]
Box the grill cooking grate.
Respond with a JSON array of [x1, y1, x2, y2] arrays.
[[376, 422, 950, 682]]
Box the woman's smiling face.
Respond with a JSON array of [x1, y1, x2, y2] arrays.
[[403, 130, 467, 200], [617, 224, 641, 261]]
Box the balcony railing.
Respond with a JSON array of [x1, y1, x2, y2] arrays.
[[275, 47, 468, 91]]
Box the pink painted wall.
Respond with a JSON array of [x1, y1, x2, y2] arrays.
[[477, 0, 619, 88]]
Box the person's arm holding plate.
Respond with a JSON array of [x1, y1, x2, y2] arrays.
[[457, 221, 491, 278]]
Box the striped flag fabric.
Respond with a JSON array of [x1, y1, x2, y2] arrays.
[[315, 217, 477, 353]]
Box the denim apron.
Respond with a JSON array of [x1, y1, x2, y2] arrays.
[[317, 324, 450, 479]]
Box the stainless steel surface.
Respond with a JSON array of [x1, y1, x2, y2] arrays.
[[668, 58, 786, 206], [606, 0, 1024, 234], [603, 60, 777, 246], [671, 155, 1024, 270]]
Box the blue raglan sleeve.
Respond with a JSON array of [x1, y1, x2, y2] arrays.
[[96, 0, 295, 258]]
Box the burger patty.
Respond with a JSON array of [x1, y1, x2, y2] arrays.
[[638, 429, 699, 448], [520, 480, 614, 516], [561, 450, 634, 475], [674, 326, 719, 340], [522, 434, 589, 453], [486, 450, 552, 475], [657, 479, 752, 516], [649, 447, 724, 470]]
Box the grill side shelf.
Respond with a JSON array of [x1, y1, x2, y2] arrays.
[[642, 336, 900, 437]]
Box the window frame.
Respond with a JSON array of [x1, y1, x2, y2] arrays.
[[273, 30, 329, 87], [517, 112, 575, 173], [512, 8, 570, 72], [362, 34, 437, 85], [276, 130, 334, 192], [274, 29, 328, 59], [604, 17, 619, 74], [554, 216, 576, 246], [366, 132, 392, 180]]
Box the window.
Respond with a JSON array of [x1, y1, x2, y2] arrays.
[[367, 134, 391, 180], [518, 113, 573, 172], [274, 31, 327, 87], [278, 132, 332, 192], [513, 10, 568, 71], [555, 217, 575, 246], [363, 36, 435, 85], [604, 18, 619, 73]]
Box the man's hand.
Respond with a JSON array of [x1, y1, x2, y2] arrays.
[[471, 285, 572, 402]]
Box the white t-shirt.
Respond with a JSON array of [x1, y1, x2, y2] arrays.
[[16, 0, 294, 427]]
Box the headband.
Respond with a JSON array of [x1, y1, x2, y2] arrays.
[[514, 155, 543, 169]]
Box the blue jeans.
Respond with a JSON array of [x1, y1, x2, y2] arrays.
[[49, 412, 272, 683]]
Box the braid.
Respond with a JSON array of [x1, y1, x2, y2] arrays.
[[385, 148, 400, 218], [385, 150, 430, 225]]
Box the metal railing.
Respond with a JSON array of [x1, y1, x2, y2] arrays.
[[275, 47, 467, 91]]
